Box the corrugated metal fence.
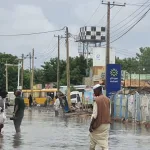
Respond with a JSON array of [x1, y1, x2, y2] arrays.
[[111, 92, 150, 122]]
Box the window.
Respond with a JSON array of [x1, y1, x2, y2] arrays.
[[101, 36, 105, 41], [96, 32, 101, 36], [91, 27, 96, 31], [101, 27, 105, 32], [86, 31, 91, 35], [71, 94, 77, 99], [33, 92, 40, 98], [23, 93, 28, 98], [41, 92, 46, 98], [47, 92, 54, 99], [91, 36, 96, 40]]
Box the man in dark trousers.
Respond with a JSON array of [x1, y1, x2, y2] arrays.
[[89, 84, 111, 150], [28, 94, 33, 108], [13, 90, 25, 133]]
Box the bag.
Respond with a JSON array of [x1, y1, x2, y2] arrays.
[[10, 116, 17, 120]]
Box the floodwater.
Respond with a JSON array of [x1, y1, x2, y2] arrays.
[[0, 107, 150, 150]]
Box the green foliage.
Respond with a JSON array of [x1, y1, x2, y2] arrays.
[[23, 69, 30, 89], [116, 47, 150, 74], [116, 57, 139, 73], [0, 53, 91, 90], [136, 47, 150, 73], [34, 68, 44, 85], [0, 53, 18, 91], [42, 56, 90, 86], [5, 47, 150, 91]]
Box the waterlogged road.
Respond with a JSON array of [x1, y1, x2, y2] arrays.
[[0, 108, 150, 150]]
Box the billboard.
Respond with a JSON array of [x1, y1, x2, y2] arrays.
[[45, 83, 53, 89], [106, 64, 121, 98], [92, 47, 115, 66]]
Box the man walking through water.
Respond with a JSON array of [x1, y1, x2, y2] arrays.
[[13, 90, 25, 133], [28, 94, 33, 108], [89, 84, 111, 150]]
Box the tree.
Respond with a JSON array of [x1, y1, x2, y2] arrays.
[[42, 56, 90, 86], [116, 57, 139, 73], [0, 53, 18, 91], [136, 47, 150, 73], [41, 59, 57, 83], [23, 69, 30, 89], [34, 68, 44, 85]]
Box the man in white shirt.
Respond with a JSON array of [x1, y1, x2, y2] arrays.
[[89, 84, 111, 150], [0, 107, 6, 133], [54, 96, 60, 116]]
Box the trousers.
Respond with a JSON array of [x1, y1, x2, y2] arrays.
[[89, 124, 110, 150]]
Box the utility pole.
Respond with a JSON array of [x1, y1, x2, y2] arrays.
[[5, 61, 8, 92], [29, 52, 32, 90], [139, 68, 140, 89], [54, 35, 60, 91], [102, 1, 125, 64], [83, 43, 85, 57], [21, 54, 24, 89], [66, 27, 71, 108], [31, 49, 34, 96], [106, 1, 110, 65], [17, 60, 20, 89], [102, 1, 125, 91]]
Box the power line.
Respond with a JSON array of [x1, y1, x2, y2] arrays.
[[115, 49, 136, 57], [84, 0, 101, 26], [110, 7, 150, 44], [113, 47, 137, 53], [111, 0, 150, 29], [111, 3, 150, 36], [101, 7, 150, 47], [114, 1, 150, 6], [125, 2, 150, 6], [115, 51, 133, 57], [37, 40, 58, 56], [110, 7, 123, 22], [43, 39, 65, 61], [96, 5, 114, 26], [0, 27, 65, 37]]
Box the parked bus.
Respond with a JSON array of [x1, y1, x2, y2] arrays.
[[22, 89, 57, 106]]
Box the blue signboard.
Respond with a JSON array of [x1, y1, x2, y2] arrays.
[[106, 64, 121, 98]]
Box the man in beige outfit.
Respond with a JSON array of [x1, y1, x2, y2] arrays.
[[89, 84, 111, 150]]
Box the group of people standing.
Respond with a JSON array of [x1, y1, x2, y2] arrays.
[[0, 90, 25, 134], [0, 84, 111, 150], [54, 93, 69, 116]]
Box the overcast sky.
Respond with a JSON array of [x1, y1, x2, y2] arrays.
[[0, 0, 150, 68]]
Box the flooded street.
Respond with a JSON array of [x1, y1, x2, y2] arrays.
[[0, 108, 150, 150]]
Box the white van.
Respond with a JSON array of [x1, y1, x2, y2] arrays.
[[70, 91, 81, 104]]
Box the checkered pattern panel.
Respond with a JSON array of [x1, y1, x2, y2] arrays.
[[79, 26, 106, 42]]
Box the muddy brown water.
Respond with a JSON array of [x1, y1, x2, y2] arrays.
[[0, 107, 150, 150]]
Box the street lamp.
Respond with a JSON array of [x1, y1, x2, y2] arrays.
[[139, 67, 146, 89]]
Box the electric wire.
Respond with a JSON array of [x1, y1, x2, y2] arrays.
[[111, 0, 150, 29], [111, 3, 150, 36], [110, 7, 150, 44], [0, 27, 65, 37], [84, 0, 101, 26]]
